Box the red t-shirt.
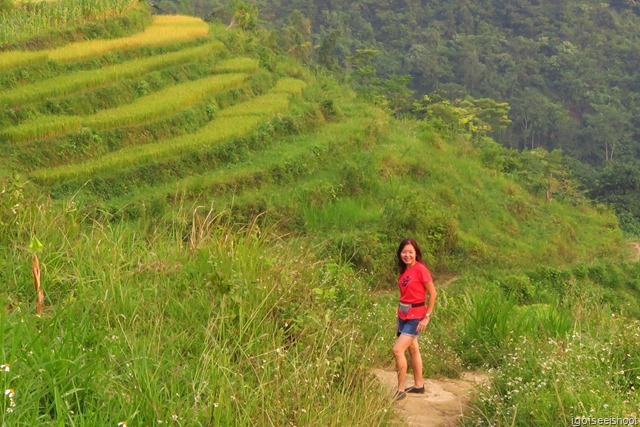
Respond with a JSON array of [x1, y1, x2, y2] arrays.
[[397, 262, 432, 320]]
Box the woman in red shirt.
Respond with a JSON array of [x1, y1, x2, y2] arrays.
[[392, 238, 437, 400]]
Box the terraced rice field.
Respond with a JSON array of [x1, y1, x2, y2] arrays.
[[1, 13, 377, 222]]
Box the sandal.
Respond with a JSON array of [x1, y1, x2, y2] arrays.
[[393, 391, 407, 401], [405, 385, 425, 394]]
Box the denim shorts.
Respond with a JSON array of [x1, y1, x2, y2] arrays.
[[397, 318, 421, 337]]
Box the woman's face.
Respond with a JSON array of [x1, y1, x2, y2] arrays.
[[400, 244, 417, 268]]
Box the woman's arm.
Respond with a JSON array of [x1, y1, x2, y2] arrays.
[[424, 280, 437, 316], [417, 280, 437, 332]]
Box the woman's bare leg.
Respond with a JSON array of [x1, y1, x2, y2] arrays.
[[407, 338, 424, 388], [392, 334, 416, 392]]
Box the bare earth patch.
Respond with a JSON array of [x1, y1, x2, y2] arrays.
[[373, 369, 488, 427], [630, 242, 640, 261]]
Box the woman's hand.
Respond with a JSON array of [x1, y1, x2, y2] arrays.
[[417, 317, 430, 333]]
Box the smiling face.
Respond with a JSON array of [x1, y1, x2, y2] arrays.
[[400, 244, 417, 268]]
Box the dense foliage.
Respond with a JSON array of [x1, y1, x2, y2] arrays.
[[151, 0, 640, 234]]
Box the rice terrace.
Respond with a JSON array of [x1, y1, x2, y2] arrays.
[[1, 0, 640, 426]]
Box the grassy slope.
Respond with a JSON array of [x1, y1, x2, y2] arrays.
[[1, 4, 639, 426]]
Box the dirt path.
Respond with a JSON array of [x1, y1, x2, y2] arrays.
[[630, 242, 640, 261], [373, 369, 488, 427]]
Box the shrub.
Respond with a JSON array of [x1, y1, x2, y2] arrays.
[[494, 274, 536, 305], [527, 266, 571, 295]]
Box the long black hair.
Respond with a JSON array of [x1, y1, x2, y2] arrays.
[[396, 238, 423, 274]]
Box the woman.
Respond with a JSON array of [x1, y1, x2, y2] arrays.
[[392, 238, 437, 401]]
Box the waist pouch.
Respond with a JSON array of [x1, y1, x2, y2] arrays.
[[398, 301, 424, 314], [398, 303, 411, 314]]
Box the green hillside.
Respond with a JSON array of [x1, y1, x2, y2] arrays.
[[1, 2, 639, 425]]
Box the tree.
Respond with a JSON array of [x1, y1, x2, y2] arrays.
[[317, 29, 341, 70], [452, 37, 486, 91], [509, 88, 561, 150], [466, 98, 512, 135], [455, 3, 475, 33], [227, 1, 259, 31], [405, 43, 451, 91], [347, 48, 378, 94], [609, 0, 640, 13], [417, 94, 509, 138], [278, 10, 313, 63], [583, 102, 632, 163], [590, 161, 640, 232]]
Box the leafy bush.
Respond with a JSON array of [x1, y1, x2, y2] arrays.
[[382, 192, 459, 266]]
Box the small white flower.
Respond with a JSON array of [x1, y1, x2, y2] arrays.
[[118, 422, 128, 427], [4, 389, 14, 398], [172, 414, 178, 421], [0, 364, 9, 372]]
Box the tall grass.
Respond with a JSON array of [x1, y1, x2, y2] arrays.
[[0, 51, 47, 71], [0, 15, 210, 71], [218, 93, 291, 117], [3, 73, 250, 144], [1, 116, 83, 145], [47, 15, 210, 63], [0, 196, 392, 425], [0, 0, 137, 44], [211, 57, 260, 73], [271, 77, 307, 95], [0, 42, 223, 106], [217, 79, 305, 116]]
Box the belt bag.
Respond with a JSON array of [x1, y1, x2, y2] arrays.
[[398, 301, 425, 314]]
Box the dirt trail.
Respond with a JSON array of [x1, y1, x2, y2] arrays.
[[630, 242, 640, 261], [373, 369, 488, 427]]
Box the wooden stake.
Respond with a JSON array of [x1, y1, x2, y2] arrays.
[[32, 253, 43, 315]]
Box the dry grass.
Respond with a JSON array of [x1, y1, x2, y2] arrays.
[[48, 15, 210, 63], [0, 15, 210, 70]]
